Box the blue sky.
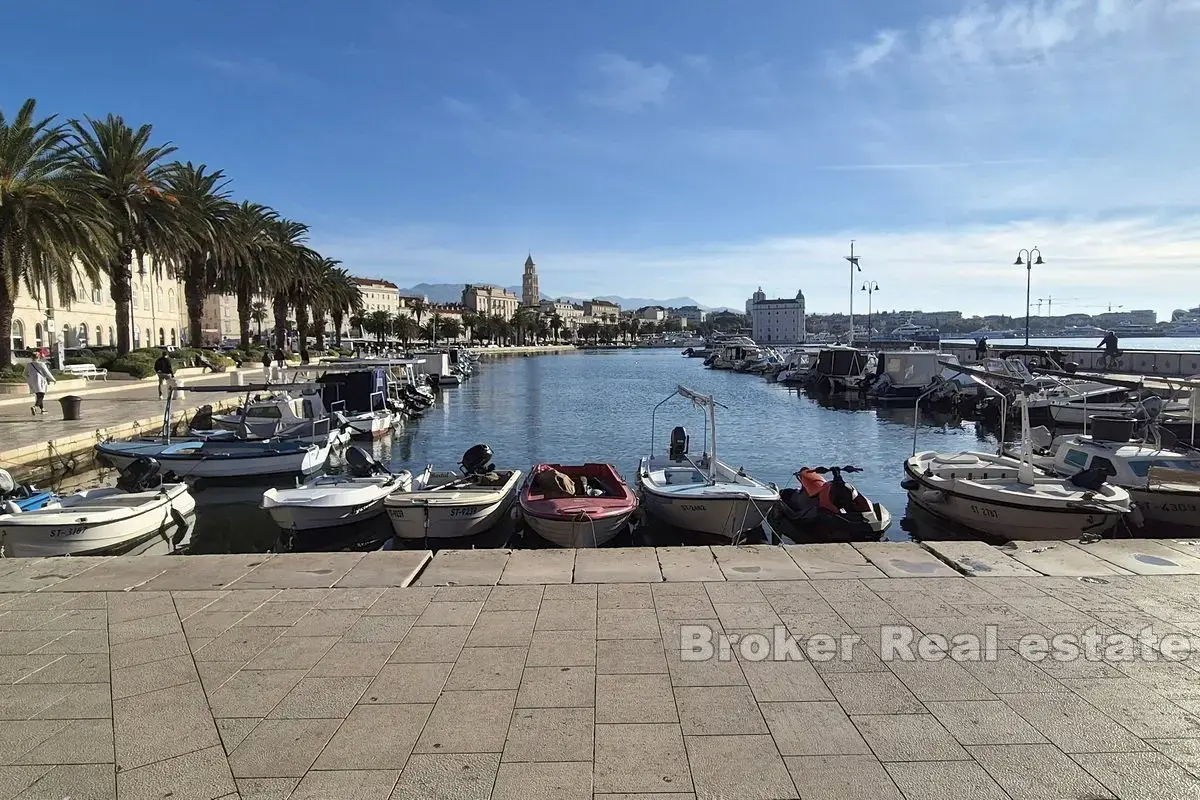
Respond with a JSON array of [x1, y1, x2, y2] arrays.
[[5, 0, 1199, 317]]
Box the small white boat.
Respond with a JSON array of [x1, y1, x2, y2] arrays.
[[340, 409, 398, 439], [1017, 419, 1200, 535], [262, 447, 412, 531], [385, 445, 521, 540], [903, 395, 1131, 541], [0, 458, 196, 558], [1047, 394, 1188, 426], [636, 386, 780, 539], [96, 437, 331, 479]]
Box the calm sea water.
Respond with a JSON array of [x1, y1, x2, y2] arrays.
[[181, 348, 1000, 553]]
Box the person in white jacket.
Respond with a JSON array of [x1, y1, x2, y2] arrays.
[[26, 352, 56, 415]]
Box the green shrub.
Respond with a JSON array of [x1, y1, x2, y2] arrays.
[[106, 353, 156, 378], [0, 366, 26, 384], [64, 355, 100, 366]]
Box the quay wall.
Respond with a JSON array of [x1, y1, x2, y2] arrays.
[[940, 343, 1200, 378]]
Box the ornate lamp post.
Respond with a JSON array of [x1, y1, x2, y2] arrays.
[[860, 281, 880, 346], [1014, 247, 1044, 346]]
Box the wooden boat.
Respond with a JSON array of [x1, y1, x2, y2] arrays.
[[519, 463, 637, 547]]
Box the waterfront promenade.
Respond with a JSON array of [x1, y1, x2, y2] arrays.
[[3, 542, 1200, 799]]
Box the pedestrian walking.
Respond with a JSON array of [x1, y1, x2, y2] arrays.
[[26, 352, 56, 415]]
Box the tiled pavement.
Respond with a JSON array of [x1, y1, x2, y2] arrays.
[[4, 547, 1200, 798]]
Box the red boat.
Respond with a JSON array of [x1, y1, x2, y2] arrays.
[[519, 463, 638, 547]]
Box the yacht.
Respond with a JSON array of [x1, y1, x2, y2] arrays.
[[1170, 320, 1200, 336], [874, 321, 940, 344]]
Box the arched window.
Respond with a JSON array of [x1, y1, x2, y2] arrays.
[[108, 327, 114, 346], [142, 283, 150, 310], [170, 328, 177, 346], [132, 284, 138, 309], [167, 290, 176, 312], [34, 323, 43, 348], [11, 320, 24, 351], [157, 288, 164, 312], [133, 327, 141, 347], [158, 327, 165, 346], [79, 323, 88, 345], [95, 326, 103, 346], [62, 324, 71, 346], [146, 328, 151, 347], [92, 284, 102, 304]]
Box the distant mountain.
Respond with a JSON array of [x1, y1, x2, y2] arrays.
[[404, 283, 735, 313]]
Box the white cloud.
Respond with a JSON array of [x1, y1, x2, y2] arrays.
[[311, 215, 1200, 319], [581, 53, 673, 112], [833, 30, 901, 74]]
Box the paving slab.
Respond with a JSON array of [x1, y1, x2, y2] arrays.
[[225, 552, 366, 589], [573, 547, 662, 583], [1003, 541, 1136, 577], [413, 549, 511, 586], [0, 557, 111, 593], [1072, 539, 1200, 575], [655, 546, 723, 582], [498, 549, 576, 584], [34, 556, 178, 592], [711, 545, 807, 581], [783, 543, 885, 579], [133, 554, 268, 591], [853, 542, 962, 578], [333, 549, 432, 587], [920, 541, 1042, 577]]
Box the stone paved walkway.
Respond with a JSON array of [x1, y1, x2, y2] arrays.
[[3, 547, 1200, 798]]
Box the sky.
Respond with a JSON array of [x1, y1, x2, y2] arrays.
[[4, 0, 1199, 318]]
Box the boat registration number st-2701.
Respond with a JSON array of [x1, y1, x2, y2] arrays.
[[48, 526, 87, 538], [968, 504, 1000, 519]]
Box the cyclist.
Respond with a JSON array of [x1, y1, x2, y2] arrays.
[[1097, 330, 1120, 367]]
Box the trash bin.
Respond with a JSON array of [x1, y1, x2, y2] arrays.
[[59, 395, 83, 421]]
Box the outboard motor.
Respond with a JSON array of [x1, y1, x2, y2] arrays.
[[668, 427, 689, 462], [460, 444, 495, 476], [117, 456, 163, 493], [346, 446, 385, 478]]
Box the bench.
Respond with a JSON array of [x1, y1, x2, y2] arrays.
[[62, 364, 108, 381]]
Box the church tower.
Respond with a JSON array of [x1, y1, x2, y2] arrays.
[[522, 253, 540, 308]]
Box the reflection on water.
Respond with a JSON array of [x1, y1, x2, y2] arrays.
[[72, 349, 1005, 553]]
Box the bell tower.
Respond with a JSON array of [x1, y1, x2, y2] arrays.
[[522, 253, 540, 307]]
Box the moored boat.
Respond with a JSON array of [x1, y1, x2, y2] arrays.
[[773, 465, 891, 541], [0, 457, 196, 558], [519, 463, 638, 547], [262, 447, 413, 531], [385, 445, 521, 541], [636, 385, 779, 539], [96, 437, 331, 479]]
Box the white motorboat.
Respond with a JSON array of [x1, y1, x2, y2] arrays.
[[96, 437, 331, 479], [706, 338, 761, 370], [903, 390, 1131, 541], [385, 445, 521, 540], [1017, 418, 1200, 535], [262, 447, 412, 531], [775, 350, 813, 384], [636, 385, 780, 539], [1047, 394, 1188, 426], [211, 388, 331, 438], [341, 408, 398, 439], [0, 458, 196, 558]]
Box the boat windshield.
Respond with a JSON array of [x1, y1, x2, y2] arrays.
[[1127, 458, 1200, 477]]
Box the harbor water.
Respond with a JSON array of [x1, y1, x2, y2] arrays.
[[131, 347, 1005, 553]]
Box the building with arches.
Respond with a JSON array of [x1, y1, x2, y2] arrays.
[[8, 260, 190, 353], [747, 287, 807, 344]]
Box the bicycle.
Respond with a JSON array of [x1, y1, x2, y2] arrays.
[[1097, 350, 1123, 371]]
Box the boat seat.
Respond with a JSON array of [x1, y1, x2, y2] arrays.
[[663, 470, 701, 485], [932, 455, 980, 465]]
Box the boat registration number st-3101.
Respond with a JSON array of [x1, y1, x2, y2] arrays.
[[968, 504, 1000, 519], [48, 526, 87, 538]]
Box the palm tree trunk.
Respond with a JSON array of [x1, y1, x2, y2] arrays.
[[331, 312, 343, 346], [236, 288, 253, 350], [296, 305, 311, 353], [0, 278, 15, 370], [109, 250, 134, 355], [273, 295, 289, 351], [313, 314, 326, 350], [185, 257, 206, 347]]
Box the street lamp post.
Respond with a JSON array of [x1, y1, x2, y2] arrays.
[[1013, 247, 1044, 346], [861, 281, 880, 347]]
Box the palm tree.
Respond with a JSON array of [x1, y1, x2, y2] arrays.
[[428, 312, 442, 345], [627, 317, 641, 343], [265, 219, 312, 351], [368, 310, 391, 343], [325, 267, 361, 348], [250, 300, 268, 343], [395, 315, 419, 346], [162, 162, 235, 348], [440, 318, 462, 342], [461, 311, 479, 344], [489, 314, 509, 345], [410, 297, 427, 330], [221, 202, 278, 350], [0, 99, 107, 368], [70, 114, 180, 355], [549, 314, 562, 343]]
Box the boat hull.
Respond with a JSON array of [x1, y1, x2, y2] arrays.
[[344, 412, 395, 439], [0, 484, 196, 558], [639, 487, 771, 539], [522, 509, 632, 547], [518, 463, 638, 547], [96, 441, 329, 478], [1130, 487, 1200, 534], [387, 494, 516, 540], [902, 461, 1123, 541]]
